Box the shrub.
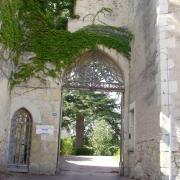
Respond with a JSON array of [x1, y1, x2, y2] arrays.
[[75, 145, 94, 155], [60, 137, 75, 155], [109, 146, 120, 155], [114, 148, 120, 156], [114, 148, 120, 160], [92, 120, 113, 156]]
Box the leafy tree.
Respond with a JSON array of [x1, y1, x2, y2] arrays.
[[37, 0, 76, 29], [92, 120, 113, 155], [62, 90, 121, 148], [63, 90, 95, 148]]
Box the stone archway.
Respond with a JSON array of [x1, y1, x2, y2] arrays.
[[58, 47, 130, 175]]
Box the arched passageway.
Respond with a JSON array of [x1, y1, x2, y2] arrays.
[[58, 49, 129, 175]]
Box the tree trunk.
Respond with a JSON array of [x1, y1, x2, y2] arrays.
[[75, 113, 85, 148]]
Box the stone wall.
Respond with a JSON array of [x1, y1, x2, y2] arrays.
[[128, 0, 161, 179], [68, 0, 128, 32], [157, 0, 172, 179], [0, 0, 180, 178], [128, 0, 180, 179], [0, 0, 130, 174], [0, 44, 12, 171], [0, 78, 10, 172], [0, 41, 61, 174], [161, 0, 180, 179], [10, 84, 61, 174]]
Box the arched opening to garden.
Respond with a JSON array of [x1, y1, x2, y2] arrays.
[[57, 49, 128, 175]]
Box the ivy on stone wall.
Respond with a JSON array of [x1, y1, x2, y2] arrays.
[[0, 0, 133, 88], [0, 0, 22, 60]]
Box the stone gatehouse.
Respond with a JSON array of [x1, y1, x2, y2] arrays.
[[0, 0, 180, 179]]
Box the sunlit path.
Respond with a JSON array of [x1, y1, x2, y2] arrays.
[[0, 156, 128, 180], [0, 156, 129, 180], [59, 156, 119, 174]]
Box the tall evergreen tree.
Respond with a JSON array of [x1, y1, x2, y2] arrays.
[[63, 90, 121, 147]]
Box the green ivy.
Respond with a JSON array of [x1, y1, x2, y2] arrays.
[[0, 0, 22, 60], [0, 0, 133, 88]]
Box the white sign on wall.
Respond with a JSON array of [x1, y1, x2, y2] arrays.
[[36, 125, 54, 135]]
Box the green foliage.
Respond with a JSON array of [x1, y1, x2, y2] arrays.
[[0, 0, 133, 88], [109, 146, 119, 155], [115, 148, 120, 155], [114, 148, 120, 160], [0, 0, 22, 60], [60, 137, 75, 155], [60, 137, 94, 156], [92, 120, 114, 156], [63, 90, 121, 155], [63, 90, 121, 143], [75, 145, 94, 156], [37, 0, 78, 29]]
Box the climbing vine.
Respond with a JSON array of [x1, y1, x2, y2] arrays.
[[0, 0, 133, 88]]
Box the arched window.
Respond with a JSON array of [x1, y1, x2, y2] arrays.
[[8, 108, 32, 172]]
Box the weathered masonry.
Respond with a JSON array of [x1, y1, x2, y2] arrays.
[[0, 0, 180, 179]]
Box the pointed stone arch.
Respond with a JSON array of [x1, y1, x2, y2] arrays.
[[60, 46, 130, 175], [10, 97, 42, 124]]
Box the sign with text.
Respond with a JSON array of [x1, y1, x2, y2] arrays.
[[36, 125, 54, 135]]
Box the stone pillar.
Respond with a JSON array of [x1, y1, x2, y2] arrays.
[[157, 0, 178, 179]]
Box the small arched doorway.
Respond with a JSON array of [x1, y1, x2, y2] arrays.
[[58, 50, 126, 175], [8, 108, 33, 172]]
